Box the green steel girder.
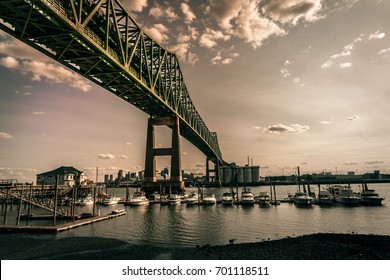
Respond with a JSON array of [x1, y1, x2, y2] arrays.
[[0, 0, 227, 165]]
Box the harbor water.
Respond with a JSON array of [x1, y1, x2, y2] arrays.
[[2, 183, 390, 248]]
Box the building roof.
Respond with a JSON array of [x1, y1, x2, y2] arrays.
[[37, 166, 82, 176]]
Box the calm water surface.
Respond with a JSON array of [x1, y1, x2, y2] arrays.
[[3, 184, 390, 248]]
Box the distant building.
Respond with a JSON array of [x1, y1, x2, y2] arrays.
[[36, 166, 88, 186]]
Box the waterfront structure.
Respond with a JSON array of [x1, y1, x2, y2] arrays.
[[36, 166, 88, 186], [0, 0, 227, 193], [219, 165, 261, 185]]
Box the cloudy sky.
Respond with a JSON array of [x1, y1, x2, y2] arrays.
[[1, 0, 390, 182]]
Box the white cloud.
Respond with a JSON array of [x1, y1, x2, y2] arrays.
[[280, 68, 291, 77], [144, 24, 169, 44], [97, 154, 115, 159], [260, 0, 323, 25], [320, 120, 332, 125], [378, 48, 390, 55], [339, 62, 352, 68], [321, 60, 333, 69], [122, 0, 148, 12], [263, 123, 310, 134], [32, 111, 47, 115], [369, 30, 385, 40], [181, 3, 196, 24], [149, 4, 178, 22], [199, 28, 230, 48], [0, 132, 14, 139], [0, 56, 91, 92], [119, 155, 128, 159]]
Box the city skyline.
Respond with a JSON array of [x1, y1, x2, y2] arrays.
[[1, 0, 390, 182]]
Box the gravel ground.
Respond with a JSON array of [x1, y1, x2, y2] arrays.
[[0, 233, 389, 260]]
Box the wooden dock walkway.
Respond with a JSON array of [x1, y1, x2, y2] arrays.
[[0, 211, 126, 233]]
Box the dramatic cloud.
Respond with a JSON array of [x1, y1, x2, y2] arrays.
[[0, 56, 91, 92], [180, 3, 196, 24], [0, 132, 14, 139], [263, 123, 310, 134], [122, 0, 148, 12], [205, 0, 285, 49], [260, 0, 323, 25], [149, 4, 178, 22], [97, 154, 115, 160], [199, 28, 230, 48], [144, 24, 169, 44]]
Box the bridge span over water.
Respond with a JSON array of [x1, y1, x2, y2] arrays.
[[0, 0, 228, 191]]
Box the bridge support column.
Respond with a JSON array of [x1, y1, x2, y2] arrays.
[[143, 116, 184, 194], [206, 158, 220, 186]]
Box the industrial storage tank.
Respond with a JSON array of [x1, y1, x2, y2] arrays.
[[223, 166, 232, 185], [237, 167, 244, 184], [243, 166, 252, 183], [251, 166, 260, 183]]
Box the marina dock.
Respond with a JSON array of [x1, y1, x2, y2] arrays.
[[0, 210, 126, 233]]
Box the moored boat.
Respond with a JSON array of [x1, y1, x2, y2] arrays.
[[360, 183, 384, 206], [240, 188, 255, 205], [79, 195, 94, 206], [128, 192, 149, 206], [202, 193, 217, 205], [328, 185, 360, 205], [293, 192, 313, 206], [167, 192, 181, 205], [256, 191, 271, 206], [221, 192, 234, 205], [186, 192, 201, 205], [316, 190, 333, 205], [101, 196, 120, 205]]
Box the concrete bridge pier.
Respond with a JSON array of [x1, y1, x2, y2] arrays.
[[143, 116, 184, 195], [206, 157, 221, 186]]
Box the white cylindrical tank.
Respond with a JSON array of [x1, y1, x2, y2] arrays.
[[251, 166, 260, 183], [243, 166, 252, 183]]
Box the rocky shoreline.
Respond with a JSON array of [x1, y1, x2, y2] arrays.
[[1, 233, 389, 260]]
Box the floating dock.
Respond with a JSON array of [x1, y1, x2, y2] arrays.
[[0, 211, 126, 233]]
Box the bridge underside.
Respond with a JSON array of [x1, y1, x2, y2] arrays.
[[142, 116, 185, 195], [0, 0, 228, 191]]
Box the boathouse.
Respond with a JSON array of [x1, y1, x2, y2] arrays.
[[36, 166, 88, 186]]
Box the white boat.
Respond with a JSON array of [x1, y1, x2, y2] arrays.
[[257, 192, 271, 206], [186, 192, 201, 205], [101, 196, 120, 205], [148, 192, 161, 203], [328, 185, 361, 205], [167, 192, 181, 205], [240, 189, 255, 205], [202, 193, 217, 205], [79, 195, 94, 206], [293, 192, 314, 205], [221, 192, 234, 205], [128, 192, 149, 206], [360, 184, 384, 206], [316, 190, 333, 205]]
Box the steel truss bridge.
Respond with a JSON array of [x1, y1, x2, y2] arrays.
[[0, 0, 227, 171]]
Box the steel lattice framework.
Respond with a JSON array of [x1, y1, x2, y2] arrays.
[[0, 0, 226, 165]]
